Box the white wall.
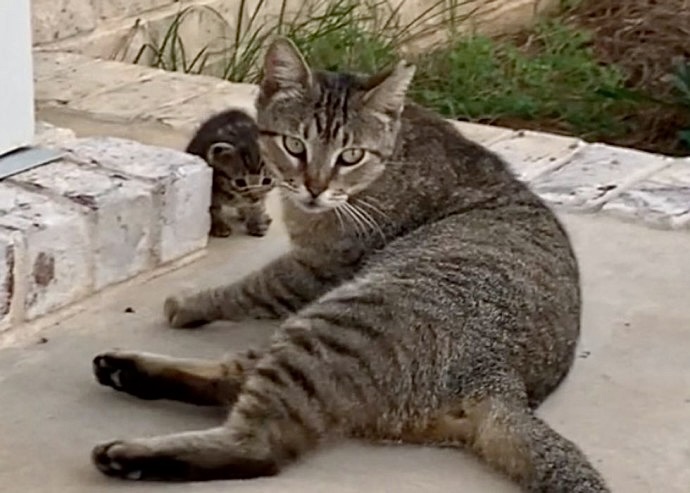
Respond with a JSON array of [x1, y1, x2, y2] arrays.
[[0, 0, 35, 156]]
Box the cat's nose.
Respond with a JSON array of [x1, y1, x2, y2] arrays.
[[305, 183, 326, 199]]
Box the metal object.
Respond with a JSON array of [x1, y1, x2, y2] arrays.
[[0, 147, 63, 180]]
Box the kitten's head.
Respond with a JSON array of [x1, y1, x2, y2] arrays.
[[256, 37, 415, 213], [205, 113, 275, 200]]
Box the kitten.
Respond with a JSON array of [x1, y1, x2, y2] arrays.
[[186, 109, 275, 237], [91, 38, 610, 492]]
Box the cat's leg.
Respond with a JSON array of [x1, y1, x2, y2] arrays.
[[91, 323, 358, 481], [92, 349, 260, 406], [209, 197, 233, 237], [411, 372, 610, 492], [164, 251, 346, 328], [238, 201, 272, 237], [92, 427, 279, 481]]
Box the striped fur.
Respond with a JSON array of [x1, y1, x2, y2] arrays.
[[91, 38, 609, 492], [186, 109, 275, 237]]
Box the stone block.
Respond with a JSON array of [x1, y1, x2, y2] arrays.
[[34, 121, 78, 148], [95, 0, 176, 21], [34, 53, 159, 106], [602, 159, 690, 229], [0, 231, 18, 331], [62, 137, 212, 263], [149, 82, 259, 134], [71, 71, 225, 120], [530, 143, 673, 212], [486, 130, 584, 181], [10, 160, 157, 290], [32, 0, 97, 45], [452, 121, 514, 145], [0, 183, 91, 321]]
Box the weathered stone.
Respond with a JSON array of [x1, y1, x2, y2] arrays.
[[62, 137, 212, 262], [11, 160, 157, 289], [0, 231, 18, 331], [452, 121, 514, 145], [486, 130, 584, 181], [95, 0, 176, 20], [34, 121, 77, 148], [150, 83, 259, 133], [530, 143, 673, 211], [31, 0, 97, 45], [34, 54, 159, 106], [602, 159, 690, 229], [0, 183, 92, 320], [71, 71, 225, 120]]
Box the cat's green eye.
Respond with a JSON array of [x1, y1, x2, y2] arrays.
[[282, 136, 306, 157], [338, 148, 366, 167]]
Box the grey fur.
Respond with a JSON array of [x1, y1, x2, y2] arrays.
[[91, 37, 609, 492], [186, 109, 275, 237]]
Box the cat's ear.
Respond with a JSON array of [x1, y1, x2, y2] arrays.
[[260, 37, 312, 100], [362, 60, 416, 117], [206, 142, 235, 163]]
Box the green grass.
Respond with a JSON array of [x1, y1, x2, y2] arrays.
[[125, 0, 689, 153]]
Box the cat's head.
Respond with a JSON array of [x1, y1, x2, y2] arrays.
[[205, 113, 275, 199], [255, 37, 415, 213]]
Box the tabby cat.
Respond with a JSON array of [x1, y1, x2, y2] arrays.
[[186, 108, 274, 237], [91, 37, 609, 492]]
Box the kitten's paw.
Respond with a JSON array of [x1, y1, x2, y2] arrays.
[[210, 221, 233, 238], [245, 217, 272, 237], [163, 296, 210, 329], [92, 441, 166, 480], [93, 352, 158, 399]]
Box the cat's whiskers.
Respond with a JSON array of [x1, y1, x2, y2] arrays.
[[353, 197, 390, 223], [338, 202, 366, 238], [342, 201, 386, 243], [332, 206, 346, 234]]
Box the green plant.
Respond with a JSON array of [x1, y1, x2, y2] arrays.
[[130, 0, 471, 82], [410, 21, 639, 140], [670, 59, 690, 149]]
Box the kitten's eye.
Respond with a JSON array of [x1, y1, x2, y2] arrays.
[[338, 148, 366, 167], [234, 178, 247, 188], [282, 136, 306, 157], [261, 177, 273, 186]]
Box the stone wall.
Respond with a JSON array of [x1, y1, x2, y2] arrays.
[[32, 0, 557, 66]]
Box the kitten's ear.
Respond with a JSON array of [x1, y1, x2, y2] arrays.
[[260, 37, 312, 100], [362, 60, 416, 117], [206, 142, 235, 163]]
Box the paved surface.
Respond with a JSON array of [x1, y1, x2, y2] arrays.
[[0, 210, 688, 493]]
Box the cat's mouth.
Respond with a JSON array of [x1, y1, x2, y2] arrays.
[[293, 196, 333, 214]]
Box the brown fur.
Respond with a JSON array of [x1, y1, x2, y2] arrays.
[[186, 109, 275, 237], [90, 38, 609, 492]]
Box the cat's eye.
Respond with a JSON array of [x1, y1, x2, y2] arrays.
[[261, 177, 273, 186], [338, 148, 366, 167], [282, 136, 306, 157], [234, 178, 248, 188]]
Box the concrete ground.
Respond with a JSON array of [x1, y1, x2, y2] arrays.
[[0, 211, 688, 493]]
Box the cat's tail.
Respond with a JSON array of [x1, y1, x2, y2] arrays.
[[457, 395, 610, 493]]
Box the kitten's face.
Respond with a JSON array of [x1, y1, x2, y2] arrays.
[[207, 143, 275, 202], [256, 38, 415, 213]]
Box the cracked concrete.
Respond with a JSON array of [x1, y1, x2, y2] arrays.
[[0, 208, 688, 493]]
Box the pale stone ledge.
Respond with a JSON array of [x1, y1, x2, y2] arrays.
[[0, 122, 212, 334], [32, 49, 690, 230]]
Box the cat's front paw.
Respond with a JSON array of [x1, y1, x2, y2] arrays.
[[210, 220, 233, 238], [163, 296, 210, 329], [245, 216, 272, 237], [92, 440, 178, 481]]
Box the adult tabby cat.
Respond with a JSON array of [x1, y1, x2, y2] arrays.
[[91, 37, 609, 492]]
